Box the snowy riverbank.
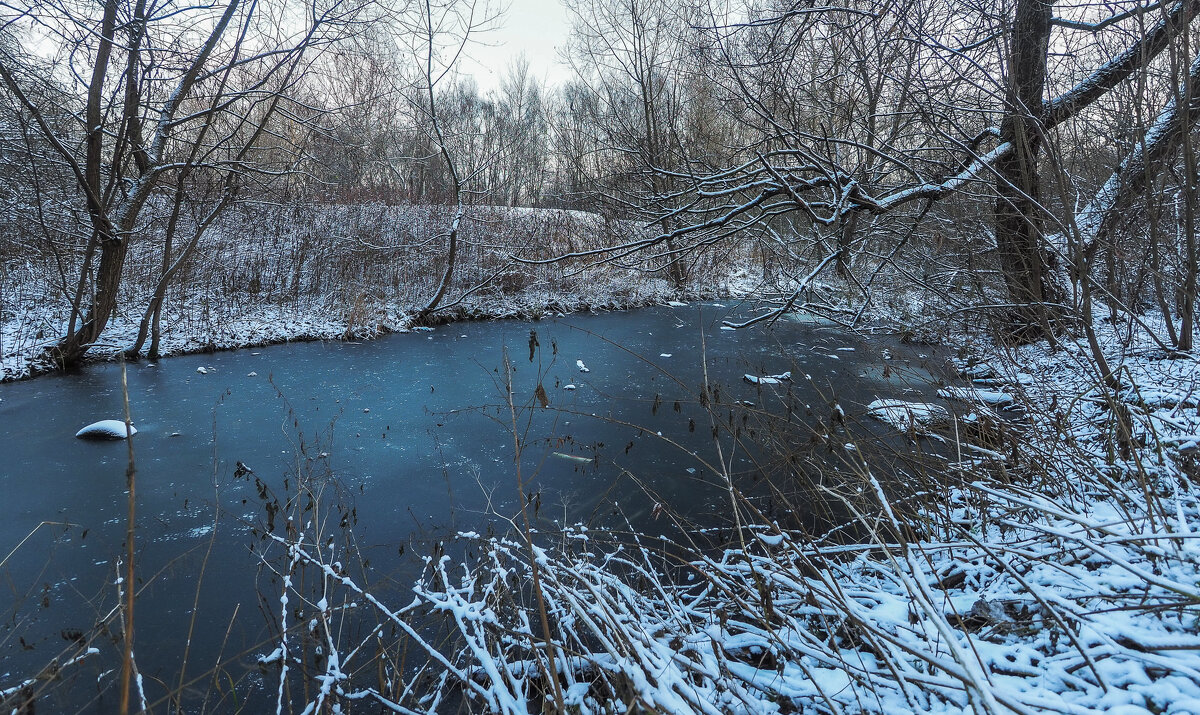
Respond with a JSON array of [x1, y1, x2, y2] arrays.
[[0, 204, 766, 381], [0, 276, 681, 381]]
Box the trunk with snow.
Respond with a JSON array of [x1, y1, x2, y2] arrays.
[[1075, 50, 1200, 349], [993, 0, 1061, 341]]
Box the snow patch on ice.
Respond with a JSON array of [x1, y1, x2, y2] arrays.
[[938, 385, 1014, 407], [75, 420, 137, 440], [743, 371, 791, 385], [866, 399, 949, 434]]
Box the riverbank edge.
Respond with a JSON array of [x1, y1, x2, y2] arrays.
[[0, 272, 766, 383]]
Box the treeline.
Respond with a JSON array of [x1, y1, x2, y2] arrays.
[[1, 0, 1200, 370]]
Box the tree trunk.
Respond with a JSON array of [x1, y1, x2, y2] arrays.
[[51, 0, 121, 366], [416, 0, 463, 320], [1176, 15, 1198, 349], [419, 205, 461, 319], [994, 0, 1060, 342], [1150, 214, 1181, 346], [54, 234, 128, 366], [130, 187, 187, 358]]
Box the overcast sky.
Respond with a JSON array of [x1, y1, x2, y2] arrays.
[[457, 0, 573, 91]]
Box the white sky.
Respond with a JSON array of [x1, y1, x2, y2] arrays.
[[457, 0, 573, 92]]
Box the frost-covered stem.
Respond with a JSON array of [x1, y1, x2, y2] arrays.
[[305, 608, 342, 715], [275, 530, 305, 715], [0, 648, 99, 701], [1004, 518, 1200, 599], [430, 554, 533, 713], [953, 528, 1110, 691], [119, 358, 137, 715], [698, 323, 747, 551], [261, 533, 486, 701], [501, 352, 567, 711], [865, 473, 1006, 715]]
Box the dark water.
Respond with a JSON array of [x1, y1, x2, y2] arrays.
[[0, 303, 944, 710]]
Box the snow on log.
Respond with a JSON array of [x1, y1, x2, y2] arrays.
[[866, 399, 949, 434], [937, 386, 1015, 407], [744, 372, 792, 385], [75, 420, 137, 440], [552, 451, 592, 464], [958, 362, 996, 380]]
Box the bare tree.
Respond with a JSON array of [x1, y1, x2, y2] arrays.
[[994, 0, 1060, 339], [563, 0, 703, 286], [372, 0, 502, 318], [0, 0, 361, 366], [416, 0, 470, 317], [490, 56, 550, 207], [533, 0, 1200, 341]]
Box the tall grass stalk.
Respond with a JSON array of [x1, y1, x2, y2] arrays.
[[119, 356, 140, 714]]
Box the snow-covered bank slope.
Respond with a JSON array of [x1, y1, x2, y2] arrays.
[[0, 204, 762, 380], [967, 314, 1200, 465]]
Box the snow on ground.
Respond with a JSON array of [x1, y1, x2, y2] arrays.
[[282, 453, 1200, 714], [12, 205, 1200, 712], [965, 313, 1200, 465]]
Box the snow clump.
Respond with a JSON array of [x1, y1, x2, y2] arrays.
[[75, 420, 137, 440]]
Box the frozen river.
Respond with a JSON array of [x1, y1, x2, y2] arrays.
[[0, 302, 945, 711]]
